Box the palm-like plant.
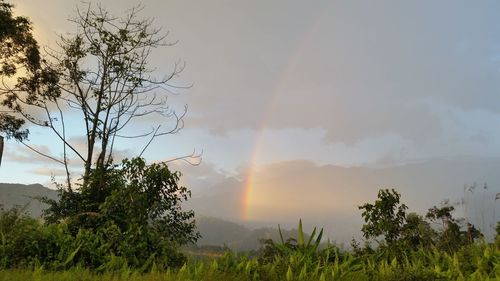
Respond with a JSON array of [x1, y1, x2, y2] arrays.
[[272, 219, 324, 257]]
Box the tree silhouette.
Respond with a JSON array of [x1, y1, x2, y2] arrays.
[[0, 0, 43, 165]]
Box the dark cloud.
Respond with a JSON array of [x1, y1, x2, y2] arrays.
[[177, 0, 500, 147]]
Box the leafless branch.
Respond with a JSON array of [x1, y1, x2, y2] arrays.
[[20, 141, 65, 165], [156, 149, 203, 166]]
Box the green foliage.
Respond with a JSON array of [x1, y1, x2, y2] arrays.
[[2, 202, 500, 280], [31, 158, 198, 269], [359, 189, 408, 245], [426, 204, 483, 253], [400, 212, 435, 250], [2, 242, 500, 281], [357, 189, 484, 258], [0, 1, 40, 74], [259, 219, 324, 263], [0, 206, 81, 269], [0, 0, 41, 141], [1, 2, 196, 271]]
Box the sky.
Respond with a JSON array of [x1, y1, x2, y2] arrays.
[[2, 0, 500, 241]]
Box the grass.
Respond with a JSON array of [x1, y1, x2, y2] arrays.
[[0, 268, 249, 281], [2, 207, 499, 280], [1, 243, 499, 281]]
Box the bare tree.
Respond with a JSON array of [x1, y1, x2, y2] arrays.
[[0, 4, 200, 187]]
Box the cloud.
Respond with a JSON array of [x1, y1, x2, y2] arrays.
[[30, 167, 66, 177], [5, 143, 57, 164], [13, 0, 500, 167], [175, 0, 500, 156]]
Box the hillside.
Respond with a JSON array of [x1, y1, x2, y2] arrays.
[[0, 183, 58, 218]]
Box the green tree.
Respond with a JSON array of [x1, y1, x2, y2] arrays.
[[426, 204, 482, 253], [42, 157, 199, 267], [0, 0, 48, 165], [359, 189, 408, 245], [400, 212, 435, 250], [0, 0, 41, 141]]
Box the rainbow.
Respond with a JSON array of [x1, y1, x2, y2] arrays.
[[241, 7, 328, 221]]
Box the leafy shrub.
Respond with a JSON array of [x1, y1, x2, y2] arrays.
[[258, 219, 324, 263], [359, 189, 408, 246], [0, 207, 76, 268], [1, 158, 198, 270]]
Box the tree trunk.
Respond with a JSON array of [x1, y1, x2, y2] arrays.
[[0, 136, 4, 167]]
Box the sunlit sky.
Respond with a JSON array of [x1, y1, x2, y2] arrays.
[[3, 0, 500, 240]]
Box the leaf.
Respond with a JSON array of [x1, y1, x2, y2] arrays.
[[298, 218, 304, 246], [278, 224, 285, 244], [306, 227, 317, 248], [286, 265, 293, 281], [139, 253, 156, 273], [299, 264, 307, 280], [64, 244, 81, 266], [314, 228, 324, 250]]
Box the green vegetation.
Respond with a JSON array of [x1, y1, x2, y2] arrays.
[[0, 0, 199, 274], [356, 189, 484, 257], [1, 158, 198, 270], [2, 189, 500, 280], [0, 229, 499, 281], [0, 0, 39, 142], [359, 189, 408, 245], [1, 241, 498, 281]]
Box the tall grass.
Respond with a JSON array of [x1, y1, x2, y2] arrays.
[[1, 243, 498, 281], [1, 230, 499, 281], [1, 208, 499, 280]]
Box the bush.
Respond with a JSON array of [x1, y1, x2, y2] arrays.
[[2, 157, 200, 270], [0, 207, 75, 268]]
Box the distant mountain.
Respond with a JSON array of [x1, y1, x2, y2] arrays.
[[195, 216, 310, 251], [0, 183, 57, 218]]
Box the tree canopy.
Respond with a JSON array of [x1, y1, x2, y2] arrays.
[[359, 188, 408, 245], [358, 188, 484, 255], [0, 0, 42, 165]]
